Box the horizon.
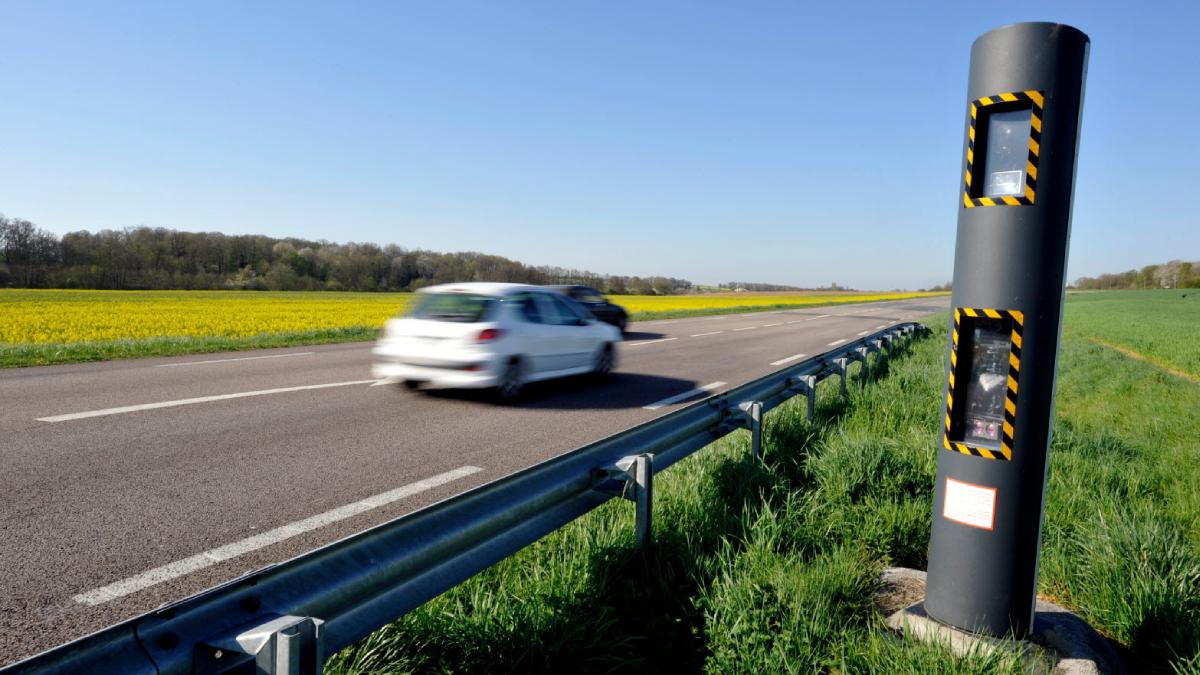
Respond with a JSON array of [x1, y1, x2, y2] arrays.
[[2, 2, 1197, 288]]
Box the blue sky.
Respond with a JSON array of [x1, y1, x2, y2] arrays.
[[1, 1, 1195, 289]]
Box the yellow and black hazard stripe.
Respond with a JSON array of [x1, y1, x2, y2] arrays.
[[943, 307, 1024, 461], [962, 90, 1044, 208]]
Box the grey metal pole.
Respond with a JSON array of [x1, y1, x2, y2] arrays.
[[924, 22, 1089, 638], [632, 454, 653, 548]]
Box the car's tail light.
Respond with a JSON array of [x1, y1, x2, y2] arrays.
[[462, 363, 483, 371], [476, 328, 505, 342]]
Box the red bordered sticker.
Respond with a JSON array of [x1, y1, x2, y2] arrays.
[[943, 477, 997, 530]]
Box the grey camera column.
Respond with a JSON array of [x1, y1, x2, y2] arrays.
[[924, 22, 1089, 638]]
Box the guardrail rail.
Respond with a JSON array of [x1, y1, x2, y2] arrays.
[[7, 322, 927, 675]]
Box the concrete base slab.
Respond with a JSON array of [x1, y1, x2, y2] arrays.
[[878, 568, 1126, 675]]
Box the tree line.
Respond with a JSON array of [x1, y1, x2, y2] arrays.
[[1073, 260, 1200, 290], [0, 216, 696, 294], [715, 281, 841, 292]]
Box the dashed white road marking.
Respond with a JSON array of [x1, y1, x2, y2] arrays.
[[785, 320, 805, 324], [876, 325, 887, 330], [732, 326, 758, 332], [770, 353, 808, 366], [154, 352, 315, 368], [627, 337, 679, 347], [643, 382, 725, 411], [690, 331, 724, 338], [806, 315, 831, 321], [857, 331, 871, 336], [827, 339, 847, 347], [37, 380, 378, 423], [72, 466, 484, 606], [762, 323, 782, 328]]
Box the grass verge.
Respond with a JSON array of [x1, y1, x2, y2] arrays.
[[326, 314, 1200, 673], [0, 328, 377, 368]]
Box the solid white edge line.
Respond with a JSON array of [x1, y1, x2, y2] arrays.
[[154, 352, 315, 368], [72, 466, 484, 606], [827, 339, 847, 346], [627, 337, 679, 347], [642, 381, 725, 410], [37, 380, 378, 422], [690, 331, 724, 337], [770, 353, 808, 366]]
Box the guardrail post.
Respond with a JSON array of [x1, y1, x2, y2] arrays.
[[868, 339, 883, 371], [790, 375, 817, 421], [615, 454, 653, 548], [853, 346, 870, 385], [834, 357, 849, 397], [198, 615, 325, 675], [738, 401, 764, 459]]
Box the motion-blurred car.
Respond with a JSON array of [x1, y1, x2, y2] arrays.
[[372, 283, 621, 399], [547, 285, 629, 333]]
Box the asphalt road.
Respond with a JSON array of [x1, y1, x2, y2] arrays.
[[0, 297, 947, 665]]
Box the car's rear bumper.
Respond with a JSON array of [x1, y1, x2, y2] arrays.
[[371, 351, 503, 389]]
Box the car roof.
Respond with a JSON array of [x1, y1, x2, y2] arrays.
[[416, 282, 546, 297]]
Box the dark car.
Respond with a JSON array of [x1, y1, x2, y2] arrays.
[[548, 285, 629, 333]]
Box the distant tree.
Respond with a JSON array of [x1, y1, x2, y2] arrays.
[[0, 215, 59, 287], [628, 276, 653, 294]]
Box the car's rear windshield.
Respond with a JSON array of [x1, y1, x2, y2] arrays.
[[409, 293, 497, 323]]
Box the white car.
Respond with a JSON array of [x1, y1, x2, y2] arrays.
[[372, 282, 621, 399]]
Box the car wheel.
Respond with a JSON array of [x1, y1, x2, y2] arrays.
[[496, 358, 525, 401], [401, 379, 422, 391], [592, 343, 615, 378]]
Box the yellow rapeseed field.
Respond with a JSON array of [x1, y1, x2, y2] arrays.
[[0, 289, 413, 345], [0, 289, 945, 347]]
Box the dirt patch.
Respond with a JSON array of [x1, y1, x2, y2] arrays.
[[875, 567, 928, 615]]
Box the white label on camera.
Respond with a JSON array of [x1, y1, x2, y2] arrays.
[[943, 477, 997, 530]]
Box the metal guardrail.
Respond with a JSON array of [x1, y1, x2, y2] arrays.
[[7, 322, 927, 675]]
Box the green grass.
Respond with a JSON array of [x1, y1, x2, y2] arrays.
[[0, 328, 378, 368], [1064, 289, 1200, 379], [327, 298, 1200, 673]]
